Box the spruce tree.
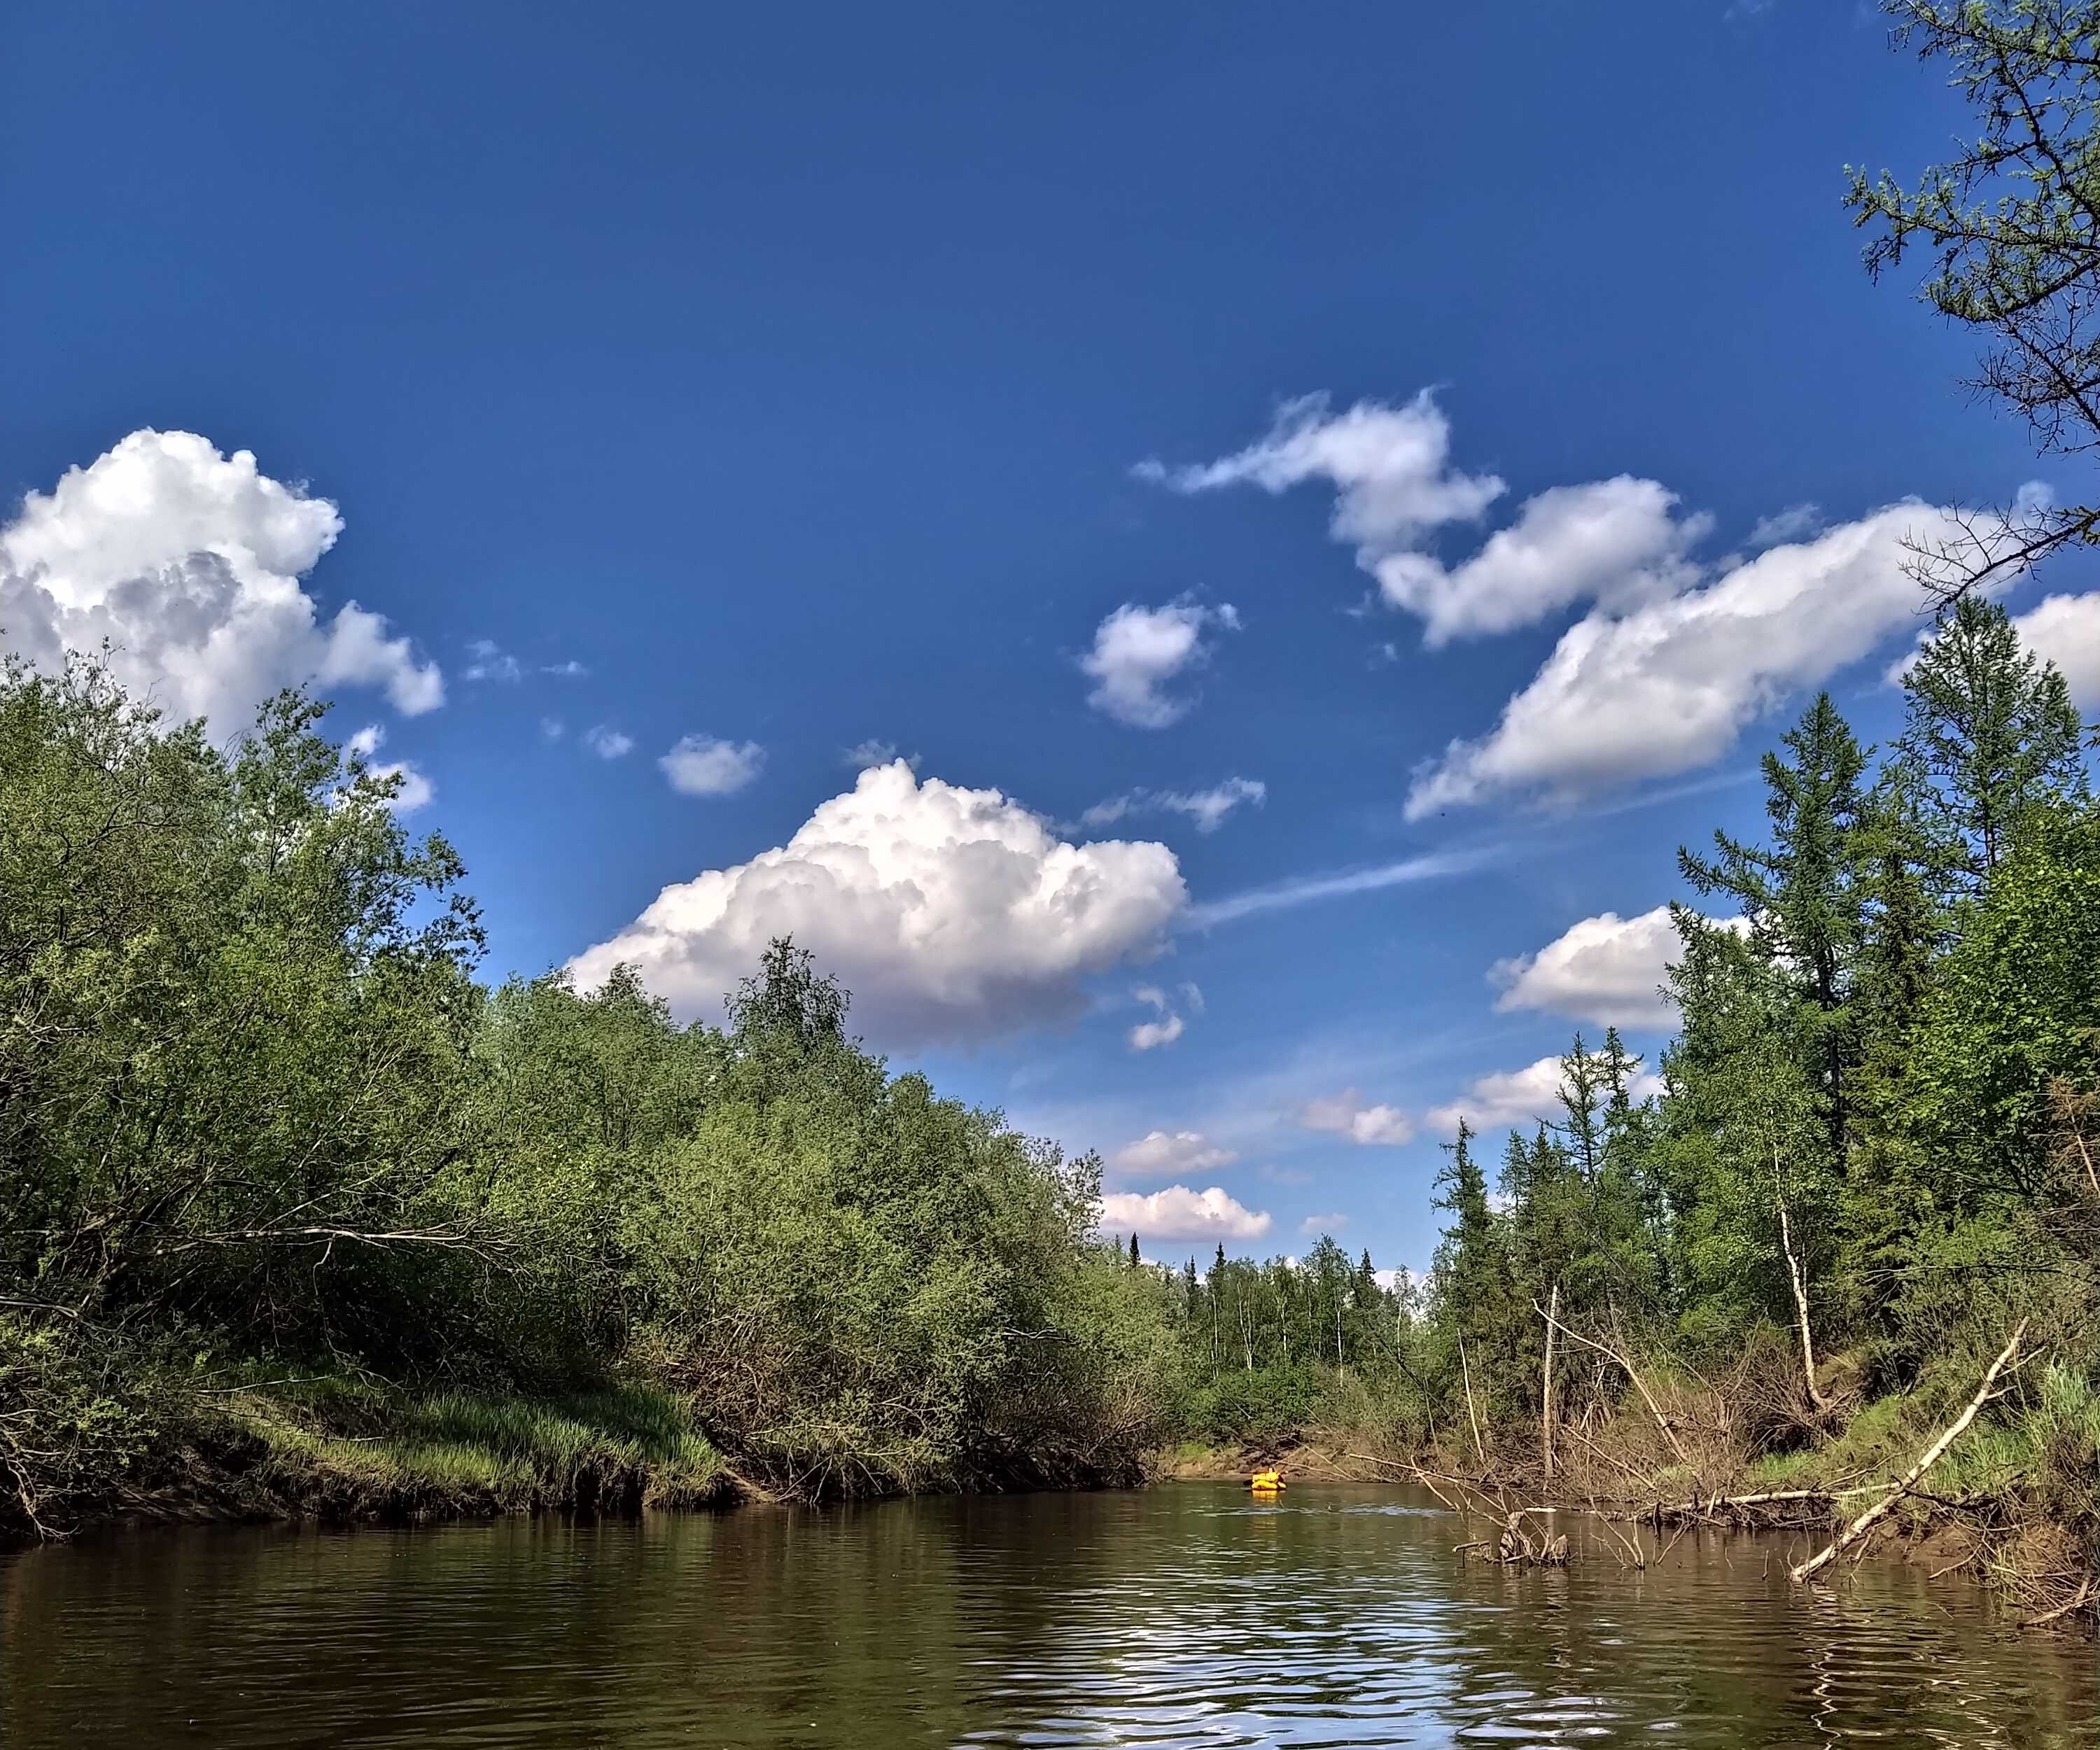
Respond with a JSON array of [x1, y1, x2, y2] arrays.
[[1432, 1120, 1513, 1371], [1896, 595, 2087, 893], [1682, 692, 1870, 1152]]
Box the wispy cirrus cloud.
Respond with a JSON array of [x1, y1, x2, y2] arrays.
[[1081, 776, 1266, 834], [1185, 848, 1485, 929]]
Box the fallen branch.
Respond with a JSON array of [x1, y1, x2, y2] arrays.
[[1648, 1480, 1893, 1522], [1790, 1320, 2029, 1585], [2024, 1576, 2096, 1628]]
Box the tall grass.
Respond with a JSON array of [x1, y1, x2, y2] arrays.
[[227, 1378, 731, 1520]]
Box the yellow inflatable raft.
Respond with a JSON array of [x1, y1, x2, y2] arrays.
[[1249, 1469, 1284, 1491]]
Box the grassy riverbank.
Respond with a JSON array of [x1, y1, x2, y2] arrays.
[[172, 1381, 731, 1527]]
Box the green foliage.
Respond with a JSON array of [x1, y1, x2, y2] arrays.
[[0, 1316, 182, 1536], [0, 653, 486, 1363], [0, 654, 1180, 1534], [1405, 610, 2099, 1480], [1186, 1364, 1323, 1450], [1896, 596, 2087, 891]]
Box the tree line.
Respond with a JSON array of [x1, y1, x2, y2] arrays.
[[1133, 600, 2096, 1553], [1427, 597, 2097, 1460]]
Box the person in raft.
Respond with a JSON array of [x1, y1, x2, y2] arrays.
[[1250, 1469, 1284, 1491]]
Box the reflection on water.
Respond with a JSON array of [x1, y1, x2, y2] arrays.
[[2, 1485, 2092, 1747]]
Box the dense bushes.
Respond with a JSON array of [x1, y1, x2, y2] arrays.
[[0, 654, 1178, 1534]]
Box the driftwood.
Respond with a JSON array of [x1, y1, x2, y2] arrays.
[[1497, 1511, 1569, 1566], [1455, 1507, 1567, 1566], [1410, 1462, 1574, 1567], [1790, 1320, 2029, 1584], [2024, 1576, 2096, 1628]]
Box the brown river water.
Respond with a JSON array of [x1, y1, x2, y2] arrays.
[[3, 1483, 2094, 1748]]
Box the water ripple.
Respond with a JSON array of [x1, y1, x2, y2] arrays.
[[1, 1485, 2091, 1749]]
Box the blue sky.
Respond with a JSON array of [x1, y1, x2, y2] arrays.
[[6, 1, 2096, 1272]]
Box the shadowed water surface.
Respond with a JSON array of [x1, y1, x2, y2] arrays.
[[3, 1484, 2092, 1747]]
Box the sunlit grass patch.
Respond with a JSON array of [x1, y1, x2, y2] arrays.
[[227, 1378, 730, 1519]]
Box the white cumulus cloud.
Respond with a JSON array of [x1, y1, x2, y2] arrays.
[[1427, 1055, 1664, 1135], [0, 429, 441, 732], [1406, 502, 1974, 816], [1426, 1057, 1572, 1135], [1148, 399, 1993, 811], [1098, 1184, 1272, 1242], [1080, 598, 1240, 728], [1111, 1130, 1240, 1176], [584, 724, 635, 760], [1299, 1088, 1414, 1147], [1300, 1212, 1350, 1236], [2013, 591, 2100, 708], [659, 734, 764, 796], [1373, 477, 1708, 646], [1142, 395, 1711, 645], [1081, 776, 1266, 834], [568, 760, 1187, 1046], [1489, 905, 1728, 1030]]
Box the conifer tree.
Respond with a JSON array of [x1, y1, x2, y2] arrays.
[[1896, 595, 2087, 893], [1682, 692, 1870, 1150]]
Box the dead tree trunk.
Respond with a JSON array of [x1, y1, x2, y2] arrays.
[[1774, 1147, 1831, 1412], [1540, 1282, 1560, 1486], [1459, 1334, 1487, 1468]]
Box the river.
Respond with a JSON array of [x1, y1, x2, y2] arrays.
[[3, 1483, 2092, 1747]]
